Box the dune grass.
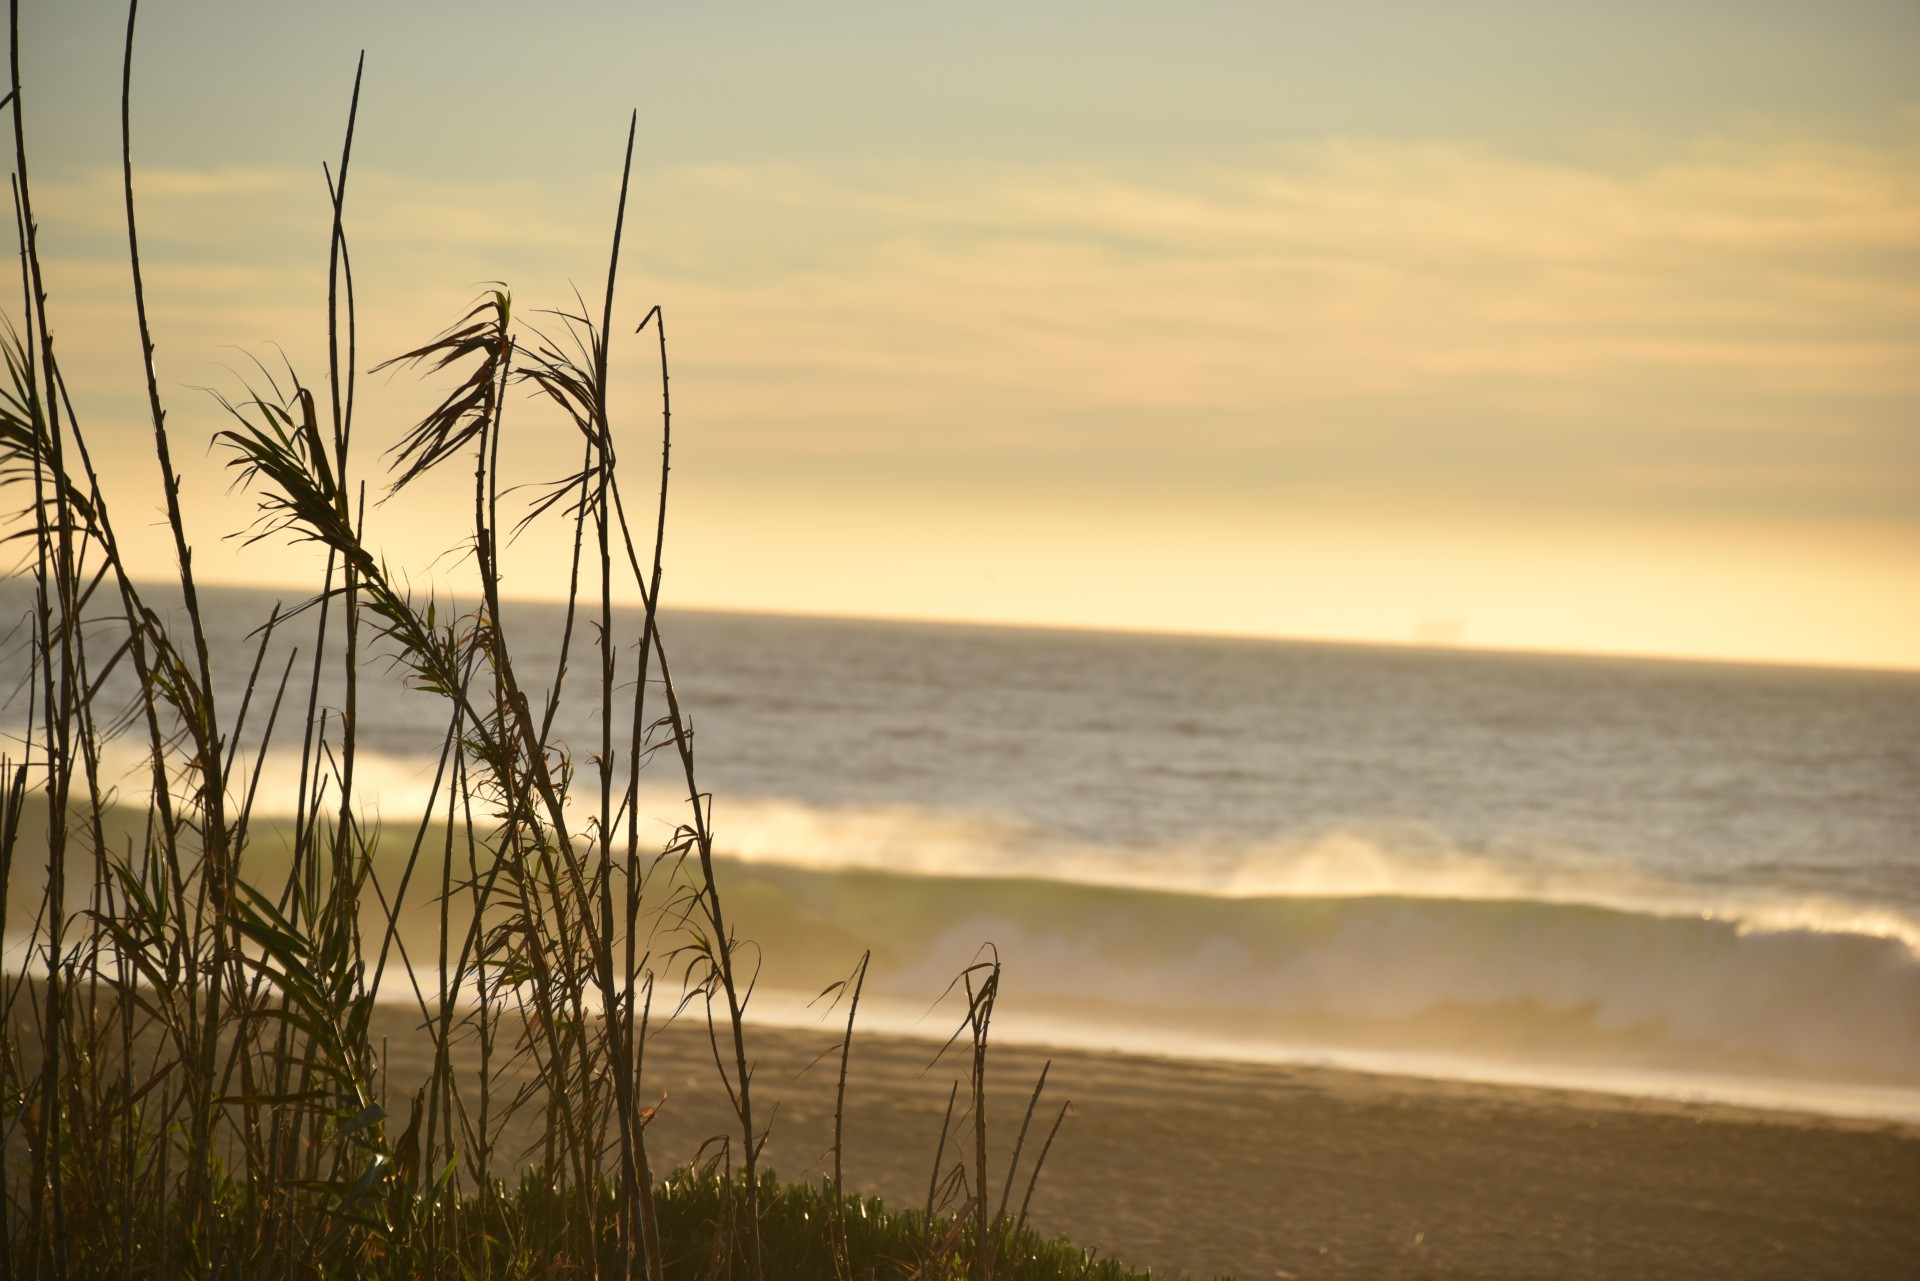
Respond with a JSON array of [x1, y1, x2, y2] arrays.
[[0, 3, 1146, 1277]]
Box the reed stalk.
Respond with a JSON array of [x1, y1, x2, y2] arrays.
[[0, 6, 1102, 1277]]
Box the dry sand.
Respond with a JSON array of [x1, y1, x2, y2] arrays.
[[370, 1007, 1920, 1280]]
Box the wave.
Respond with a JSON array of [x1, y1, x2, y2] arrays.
[[713, 858, 1920, 1105], [14, 737, 1917, 1113], [22, 732, 1920, 947], [690, 791, 1920, 949], [117, 740, 1908, 947]]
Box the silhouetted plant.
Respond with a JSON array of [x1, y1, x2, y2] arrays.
[[0, 4, 1110, 1279]]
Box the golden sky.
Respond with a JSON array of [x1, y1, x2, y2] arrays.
[[12, 1, 1920, 668]]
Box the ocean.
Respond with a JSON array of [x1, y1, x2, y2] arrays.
[[5, 580, 1918, 1120]]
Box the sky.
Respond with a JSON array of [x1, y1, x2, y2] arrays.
[[9, 0, 1920, 669]]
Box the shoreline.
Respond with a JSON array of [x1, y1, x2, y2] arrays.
[[369, 1006, 1920, 1280]]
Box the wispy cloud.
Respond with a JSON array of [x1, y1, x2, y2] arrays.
[[18, 125, 1920, 665]]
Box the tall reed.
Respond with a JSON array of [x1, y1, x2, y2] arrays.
[[0, 5, 1107, 1278]]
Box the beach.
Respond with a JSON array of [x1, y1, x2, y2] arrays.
[[10, 1, 1920, 1272], [8, 588, 1918, 1275], [369, 1006, 1920, 1280]]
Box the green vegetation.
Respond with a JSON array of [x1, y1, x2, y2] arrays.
[[0, 3, 1143, 1276]]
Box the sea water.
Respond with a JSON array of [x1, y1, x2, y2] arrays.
[[5, 581, 1918, 1119]]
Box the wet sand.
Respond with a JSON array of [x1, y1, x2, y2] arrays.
[[371, 1008, 1920, 1280]]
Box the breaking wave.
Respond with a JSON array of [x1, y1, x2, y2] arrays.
[[17, 737, 1919, 1117]]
